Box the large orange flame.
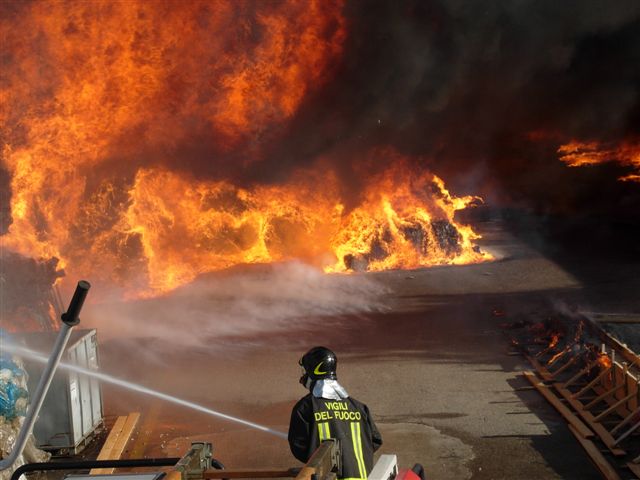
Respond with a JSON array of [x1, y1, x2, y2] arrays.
[[121, 156, 490, 295], [3, 150, 489, 297], [1, 1, 490, 299], [558, 140, 640, 182], [326, 163, 488, 273], [1, 0, 345, 279]]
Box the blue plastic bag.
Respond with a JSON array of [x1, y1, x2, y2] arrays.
[[0, 329, 29, 420]]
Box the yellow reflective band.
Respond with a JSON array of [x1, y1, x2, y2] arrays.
[[356, 422, 367, 477], [350, 422, 366, 479], [314, 362, 327, 375], [318, 422, 331, 442]]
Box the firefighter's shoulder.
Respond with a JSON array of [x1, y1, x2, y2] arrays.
[[347, 396, 371, 414], [292, 393, 314, 413]]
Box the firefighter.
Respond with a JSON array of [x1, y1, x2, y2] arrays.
[[288, 346, 383, 479]]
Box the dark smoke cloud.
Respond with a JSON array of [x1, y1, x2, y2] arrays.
[[257, 0, 640, 215]]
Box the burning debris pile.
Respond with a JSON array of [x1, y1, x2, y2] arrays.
[[0, 251, 62, 332], [2, 146, 490, 298], [342, 218, 474, 272], [503, 312, 640, 477], [325, 166, 488, 274]]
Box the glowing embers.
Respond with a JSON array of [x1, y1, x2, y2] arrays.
[[558, 140, 640, 182], [596, 352, 613, 369]]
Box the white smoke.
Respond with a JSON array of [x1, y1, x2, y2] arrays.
[[84, 261, 388, 350]]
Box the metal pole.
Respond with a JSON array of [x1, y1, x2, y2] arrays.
[[0, 280, 90, 471]]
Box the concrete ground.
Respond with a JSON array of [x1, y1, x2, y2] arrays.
[[95, 218, 631, 480]]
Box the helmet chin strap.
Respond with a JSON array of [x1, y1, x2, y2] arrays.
[[300, 374, 315, 390], [305, 376, 314, 390]]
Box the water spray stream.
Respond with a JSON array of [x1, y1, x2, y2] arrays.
[[2, 342, 288, 439]]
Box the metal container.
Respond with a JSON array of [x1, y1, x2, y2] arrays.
[[13, 329, 103, 454]]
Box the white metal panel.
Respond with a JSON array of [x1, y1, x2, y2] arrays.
[[76, 337, 93, 435], [87, 331, 103, 426], [369, 454, 398, 480], [68, 347, 83, 444]]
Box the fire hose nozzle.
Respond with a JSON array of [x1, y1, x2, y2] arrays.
[[61, 280, 91, 326]]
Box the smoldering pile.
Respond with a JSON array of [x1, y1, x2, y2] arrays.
[[502, 309, 598, 357]]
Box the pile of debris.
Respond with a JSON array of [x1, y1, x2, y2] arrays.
[[0, 337, 50, 480], [343, 219, 466, 271]]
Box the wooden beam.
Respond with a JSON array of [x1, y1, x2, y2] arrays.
[[563, 359, 598, 388], [523, 371, 593, 438], [550, 353, 580, 378], [612, 417, 640, 446], [91, 413, 140, 474], [525, 355, 554, 382], [585, 384, 625, 410], [626, 372, 639, 411], [610, 406, 640, 436], [626, 462, 640, 479], [574, 366, 613, 399], [567, 425, 621, 480], [535, 342, 560, 358], [110, 412, 141, 459], [91, 416, 126, 468], [594, 392, 637, 422], [547, 347, 570, 368], [294, 467, 316, 480], [554, 384, 626, 456]]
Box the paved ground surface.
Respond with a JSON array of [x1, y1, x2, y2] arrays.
[[86, 217, 640, 480]]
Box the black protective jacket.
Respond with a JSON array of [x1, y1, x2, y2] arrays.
[[288, 394, 383, 480]]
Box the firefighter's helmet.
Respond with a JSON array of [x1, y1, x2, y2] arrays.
[[299, 346, 337, 389]]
